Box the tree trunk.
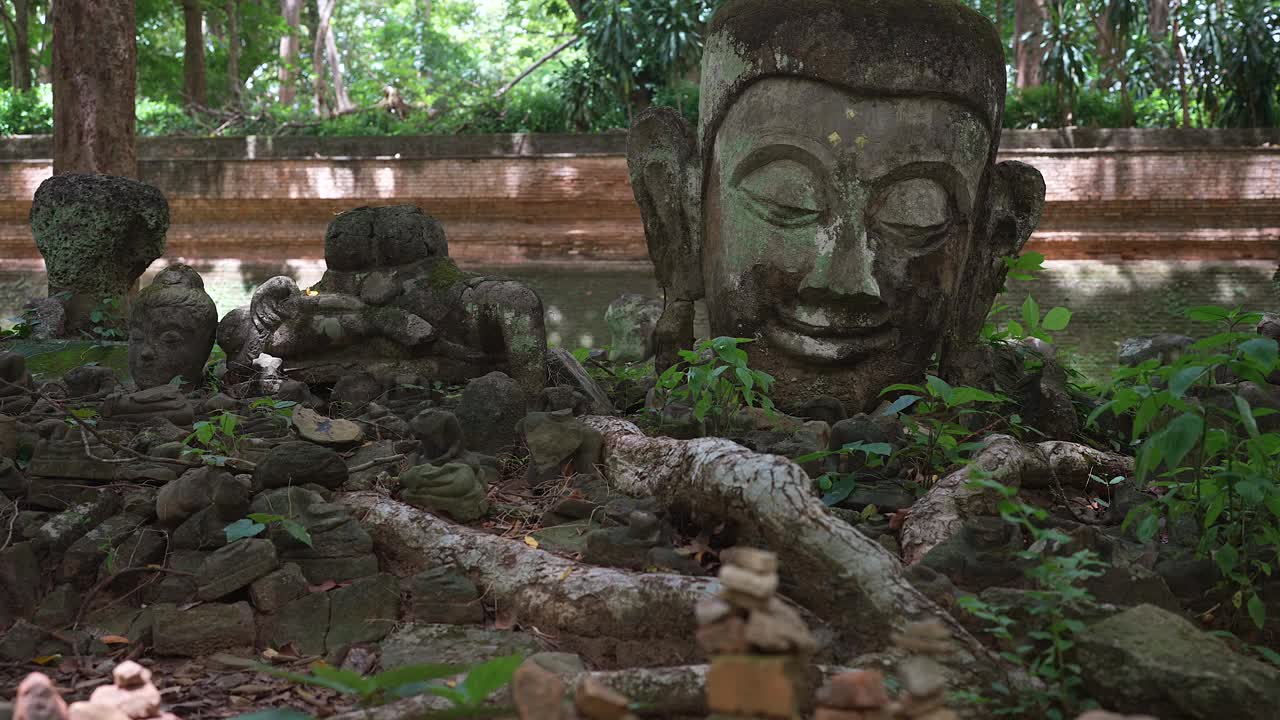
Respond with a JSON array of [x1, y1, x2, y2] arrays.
[[278, 0, 302, 106], [225, 0, 241, 106], [51, 0, 136, 178], [0, 0, 32, 89], [1013, 0, 1048, 89], [1172, 1, 1192, 128], [320, 0, 355, 114], [181, 0, 207, 108], [312, 0, 330, 116]]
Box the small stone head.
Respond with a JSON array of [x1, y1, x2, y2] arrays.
[[628, 0, 1046, 411], [129, 264, 218, 389]]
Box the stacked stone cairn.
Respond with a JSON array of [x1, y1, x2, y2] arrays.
[[888, 620, 957, 720], [812, 671, 891, 719], [12, 662, 177, 720], [698, 547, 815, 719]]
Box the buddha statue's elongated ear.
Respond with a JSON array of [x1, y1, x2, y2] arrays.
[[627, 107, 704, 302], [939, 160, 1046, 386]]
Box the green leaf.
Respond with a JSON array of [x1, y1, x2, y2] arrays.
[[282, 519, 314, 547], [1239, 338, 1279, 372], [1168, 366, 1206, 398], [821, 475, 858, 506], [224, 519, 266, 543], [1041, 307, 1072, 331], [1247, 593, 1266, 629], [1021, 295, 1040, 331], [1186, 305, 1232, 324], [1136, 512, 1160, 543], [1234, 394, 1261, 439], [1213, 544, 1238, 577], [849, 442, 893, 456], [247, 513, 286, 524], [1155, 412, 1204, 471], [1133, 396, 1159, 439], [733, 366, 754, 390], [924, 375, 954, 404], [949, 386, 1001, 406], [370, 663, 462, 692], [1007, 320, 1025, 338], [882, 395, 921, 416], [458, 654, 523, 705]]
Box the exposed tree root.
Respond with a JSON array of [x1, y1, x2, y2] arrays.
[[338, 491, 717, 667], [579, 417, 1012, 689], [900, 435, 1135, 565]]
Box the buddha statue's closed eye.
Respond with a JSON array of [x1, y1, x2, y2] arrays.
[[628, 0, 1047, 412]]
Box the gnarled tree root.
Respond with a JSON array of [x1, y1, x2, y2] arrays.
[[579, 417, 1013, 690], [338, 491, 717, 667], [899, 435, 1136, 565]]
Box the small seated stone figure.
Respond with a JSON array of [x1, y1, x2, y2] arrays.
[[0, 351, 34, 414], [218, 205, 549, 398], [61, 365, 119, 402], [129, 264, 218, 390], [627, 0, 1046, 412], [101, 385, 194, 428], [399, 462, 489, 522], [14, 672, 69, 720], [605, 294, 662, 363]]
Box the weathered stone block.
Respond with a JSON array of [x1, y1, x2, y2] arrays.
[[151, 602, 255, 657]]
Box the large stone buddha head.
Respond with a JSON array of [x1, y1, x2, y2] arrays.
[[628, 0, 1046, 412]]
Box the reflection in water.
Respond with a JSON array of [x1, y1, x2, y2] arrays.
[[1, 259, 1274, 380]]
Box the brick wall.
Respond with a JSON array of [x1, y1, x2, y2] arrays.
[[0, 130, 1277, 266]]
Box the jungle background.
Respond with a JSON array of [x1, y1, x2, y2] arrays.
[[0, 0, 1277, 139]]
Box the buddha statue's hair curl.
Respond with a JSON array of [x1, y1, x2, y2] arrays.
[[133, 263, 218, 326]]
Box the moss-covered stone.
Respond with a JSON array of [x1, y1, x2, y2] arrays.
[[29, 174, 169, 298]]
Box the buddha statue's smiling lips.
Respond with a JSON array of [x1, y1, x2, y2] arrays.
[[766, 302, 897, 363]]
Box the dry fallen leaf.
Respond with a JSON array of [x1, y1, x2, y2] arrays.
[[557, 567, 574, 581], [33, 655, 61, 666], [523, 535, 539, 549], [100, 635, 130, 645]]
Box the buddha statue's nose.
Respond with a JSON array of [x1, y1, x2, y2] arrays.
[[798, 217, 881, 299]]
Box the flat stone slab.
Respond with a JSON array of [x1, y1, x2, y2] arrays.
[[380, 624, 544, 669]]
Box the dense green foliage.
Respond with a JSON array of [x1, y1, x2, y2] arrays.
[[0, 0, 1274, 135]]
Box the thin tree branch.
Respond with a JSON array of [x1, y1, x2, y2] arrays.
[[493, 35, 580, 99]]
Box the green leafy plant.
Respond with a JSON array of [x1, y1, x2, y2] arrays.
[[183, 411, 244, 466], [251, 397, 299, 420], [85, 296, 127, 343], [985, 295, 1073, 345], [958, 475, 1107, 718], [653, 337, 775, 436], [250, 654, 524, 716], [224, 513, 314, 548], [880, 376, 1005, 477], [1089, 304, 1280, 630], [794, 441, 894, 506]]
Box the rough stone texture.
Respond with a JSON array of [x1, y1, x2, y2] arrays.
[[0, 543, 40, 630], [30, 174, 165, 333], [1078, 604, 1280, 718], [248, 563, 309, 614], [151, 602, 256, 657], [255, 441, 349, 490], [399, 463, 488, 522], [259, 591, 330, 656], [248, 487, 377, 583], [156, 466, 250, 526], [405, 565, 484, 625], [628, 0, 1043, 412], [128, 264, 217, 389], [1117, 333, 1194, 367], [327, 573, 401, 649], [545, 350, 616, 416], [100, 385, 194, 428], [292, 407, 364, 447], [455, 372, 528, 456], [605, 294, 662, 363], [216, 205, 547, 394], [379, 623, 544, 669], [196, 538, 280, 601], [30, 492, 122, 557], [60, 511, 150, 588], [519, 410, 604, 486]]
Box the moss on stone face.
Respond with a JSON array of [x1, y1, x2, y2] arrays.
[[29, 174, 169, 297], [426, 258, 471, 291]]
